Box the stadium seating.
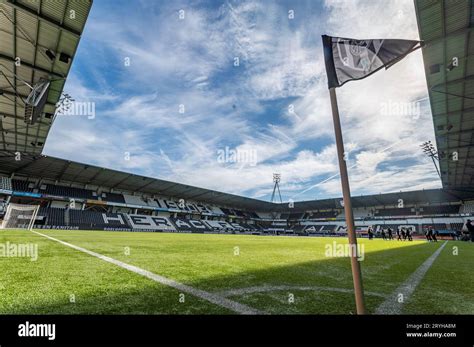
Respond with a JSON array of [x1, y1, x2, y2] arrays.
[[449, 222, 464, 231], [41, 184, 95, 200], [12, 179, 35, 192], [418, 205, 459, 215], [101, 192, 125, 203], [288, 212, 304, 220], [69, 209, 130, 229], [421, 223, 448, 231], [123, 194, 147, 206], [303, 210, 338, 219], [375, 207, 415, 216], [219, 208, 234, 215], [170, 217, 211, 232], [0, 177, 12, 191], [460, 201, 474, 214], [38, 207, 66, 227], [320, 224, 337, 232]]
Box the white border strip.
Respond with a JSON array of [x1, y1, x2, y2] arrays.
[[375, 241, 447, 314], [31, 230, 262, 315]]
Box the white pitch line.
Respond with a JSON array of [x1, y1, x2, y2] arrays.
[[375, 241, 447, 315], [219, 285, 386, 298], [31, 230, 262, 315]]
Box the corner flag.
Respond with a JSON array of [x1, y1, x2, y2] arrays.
[[322, 35, 424, 88], [321, 35, 424, 315]]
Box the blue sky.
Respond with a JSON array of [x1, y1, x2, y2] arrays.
[[44, 0, 441, 202]]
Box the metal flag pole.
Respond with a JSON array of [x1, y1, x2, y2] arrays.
[[329, 87, 367, 314]]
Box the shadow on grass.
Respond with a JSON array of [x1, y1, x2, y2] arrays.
[[0, 230, 448, 314]]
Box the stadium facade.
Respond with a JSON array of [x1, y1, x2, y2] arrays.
[[0, 0, 473, 239]]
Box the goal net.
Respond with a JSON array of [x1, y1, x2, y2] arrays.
[[0, 203, 40, 230]]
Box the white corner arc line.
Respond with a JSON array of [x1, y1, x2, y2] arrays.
[[375, 241, 447, 315], [31, 230, 262, 315]]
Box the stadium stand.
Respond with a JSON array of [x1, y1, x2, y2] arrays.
[[12, 179, 35, 192], [0, 177, 12, 191], [303, 210, 339, 219], [449, 223, 464, 231], [288, 212, 304, 220], [421, 223, 448, 231], [1, 0, 473, 244], [146, 198, 160, 208], [171, 218, 212, 232], [69, 210, 130, 230], [460, 201, 474, 214], [320, 225, 337, 233], [41, 184, 95, 200], [205, 220, 234, 231], [375, 207, 416, 216], [101, 192, 125, 203], [38, 207, 65, 227], [219, 208, 235, 216], [3, 176, 473, 236], [125, 214, 176, 231], [123, 194, 147, 206], [418, 205, 459, 215]]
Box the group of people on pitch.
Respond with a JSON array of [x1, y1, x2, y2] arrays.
[[424, 226, 439, 242], [462, 219, 474, 242], [367, 226, 413, 241], [366, 221, 474, 242]]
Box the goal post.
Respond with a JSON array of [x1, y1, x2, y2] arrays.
[[0, 203, 40, 231]]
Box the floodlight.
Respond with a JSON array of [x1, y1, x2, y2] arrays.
[[24, 79, 50, 125]]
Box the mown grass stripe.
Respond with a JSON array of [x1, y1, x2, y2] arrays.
[[31, 230, 262, 315], [375, 241, 447, 314]]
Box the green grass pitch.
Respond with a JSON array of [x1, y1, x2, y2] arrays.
[[0, 229, 472, 314]]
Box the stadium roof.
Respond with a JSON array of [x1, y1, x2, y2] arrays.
[[0, 151, 276, 211], [415, 0, 474, 190], [1, 151, 473, 212], [0, 0, 92, 155], [285, 187, 474, 212]]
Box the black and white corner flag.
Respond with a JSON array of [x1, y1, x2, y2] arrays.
[[322, 35, 424, 89]]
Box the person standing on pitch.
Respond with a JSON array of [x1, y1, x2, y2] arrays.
[[401, 228, 406, 241], [396, 228, 402, 241], [425, 227, 431, 241], [430, 226, 437, 242], [388, 227, 393, 240], [381, 228, 386, 240], [367, 226, 374, 240], [406, 228, 412, 241], [466, 220, 474, 242]]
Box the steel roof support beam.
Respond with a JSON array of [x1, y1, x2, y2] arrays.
[[111, 174, 133, 189], [5, 0, 81, 38], [0, 53, 64, 79], [55, 160, 71, 181], [12, 157, 38, 174]]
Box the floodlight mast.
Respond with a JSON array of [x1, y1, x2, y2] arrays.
[[421, 141, 441, 179], [270, 173, 282, 203]]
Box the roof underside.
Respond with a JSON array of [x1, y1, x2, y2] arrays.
[[284, 187, 474, 212], [416, 0, 474, 189], [0, 0, 92, 154], [0, 152, 276, 210]]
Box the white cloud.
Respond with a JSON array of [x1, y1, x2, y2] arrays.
[[44, 0, 441, 202]]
